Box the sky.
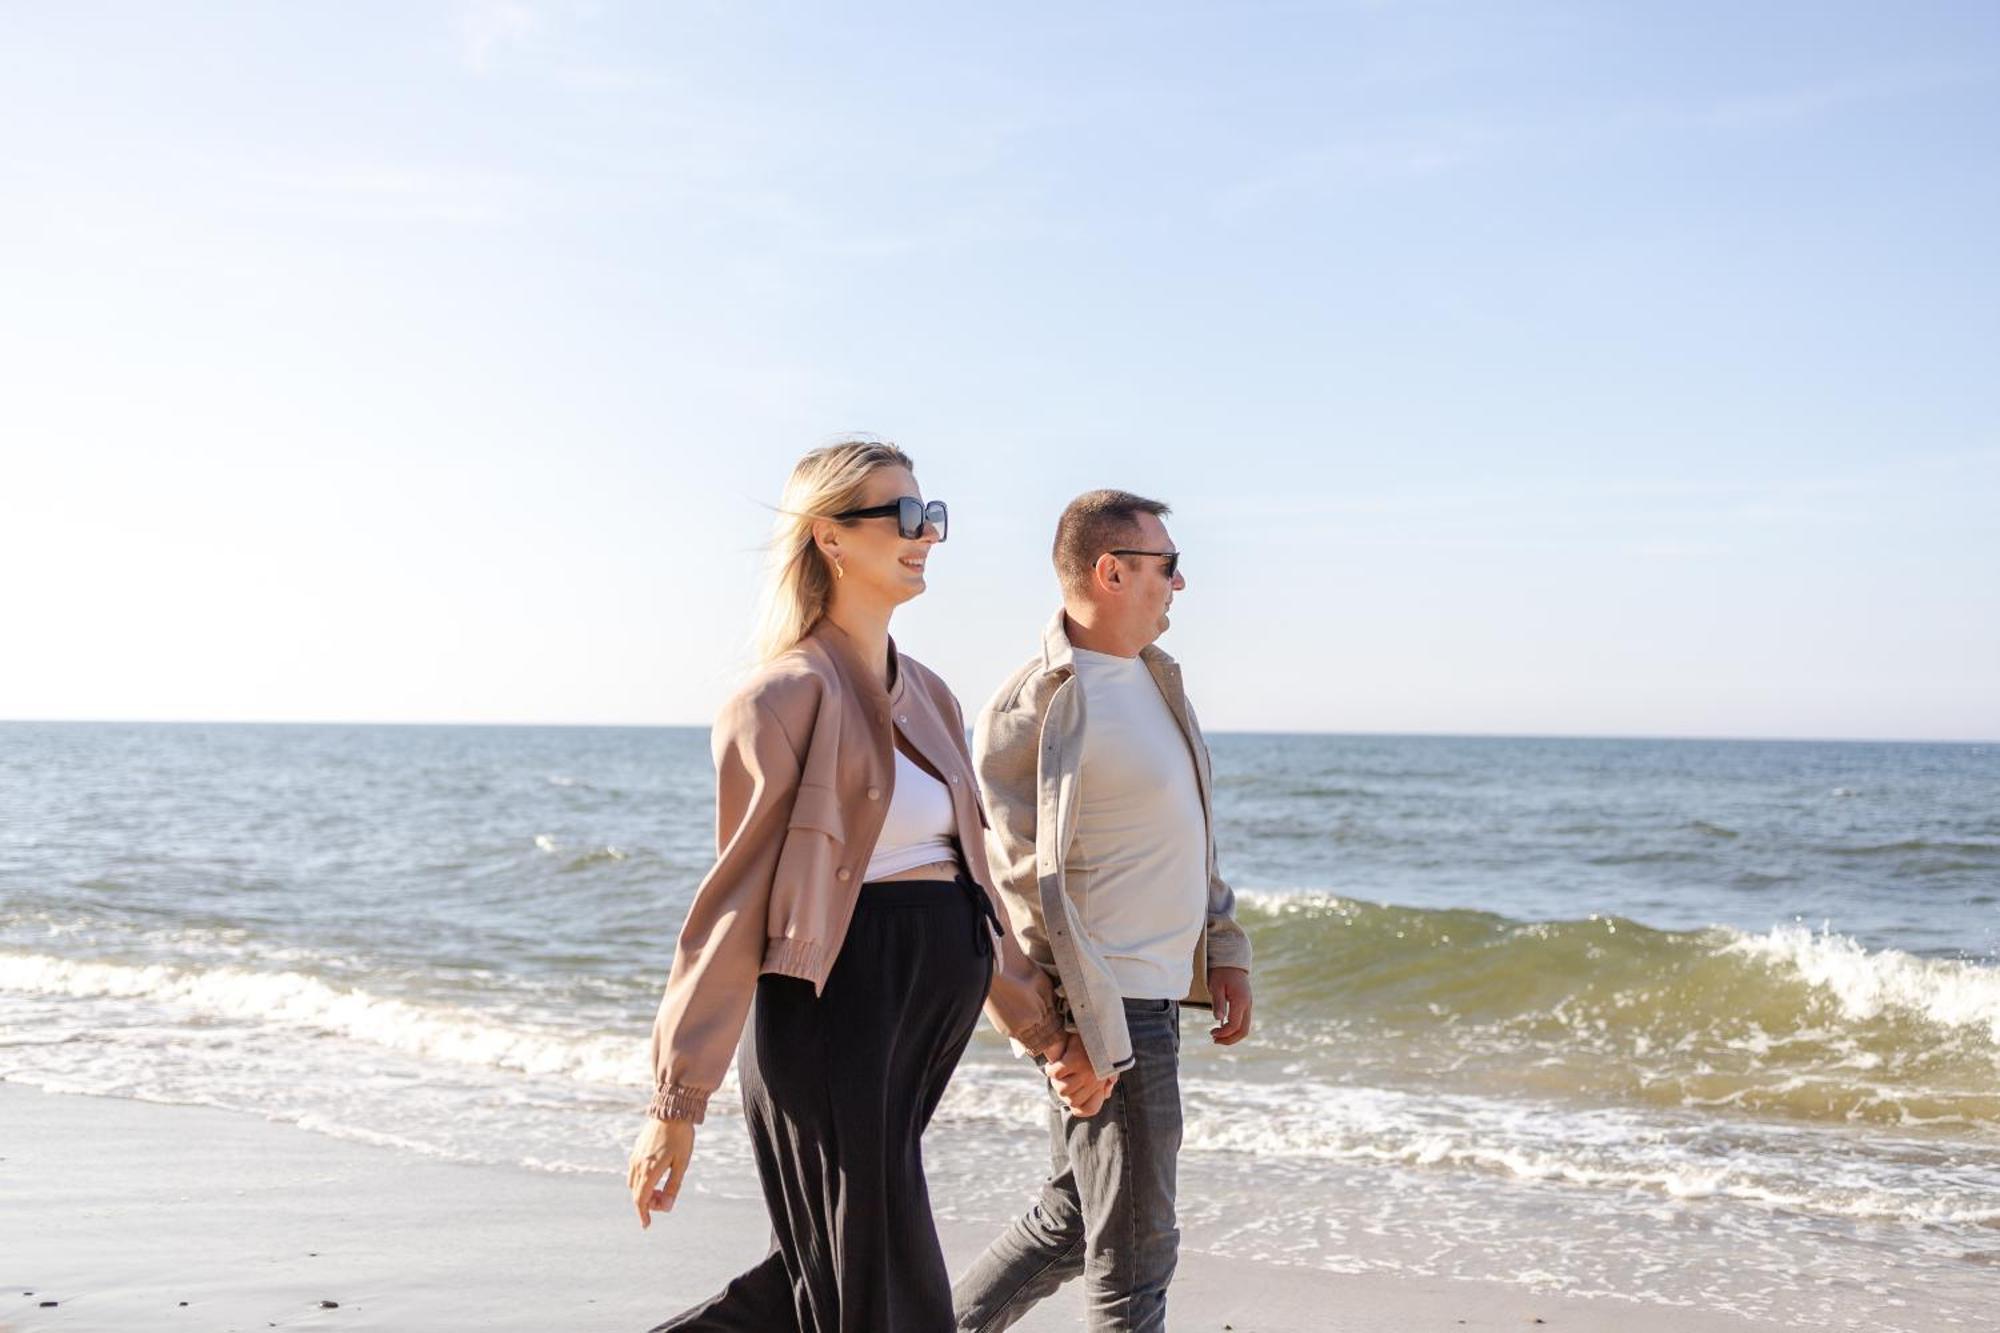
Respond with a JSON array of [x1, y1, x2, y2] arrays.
[[3, 2, 1996, 740]]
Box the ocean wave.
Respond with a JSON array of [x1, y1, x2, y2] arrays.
[[933, 1062, 2000, 1230], [1828, 839, 1999, 858], [1236, 891, 2000, 1042], [1233, 891, 2000, 1127], [545, 774, 625, 797], [561, 847, 630, 871], [1724, 923, 2000, 1040], [10, 934, 2000, 1237], [1172, 1081, 2000, 1227], [0, 952, 647, 1087]]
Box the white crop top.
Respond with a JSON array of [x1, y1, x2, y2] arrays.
[[863, 746, 960, 880]]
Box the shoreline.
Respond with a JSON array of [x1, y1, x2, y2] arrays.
[[3, 1082, 1783, 1332]]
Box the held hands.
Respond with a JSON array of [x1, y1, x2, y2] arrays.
[[1042, 1032, 1117, 1118], [628, 1116, 696, 1229], [1207, 966, 1253, 1045]]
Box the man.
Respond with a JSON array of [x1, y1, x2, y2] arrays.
[[954, 489, 1255, 1333]]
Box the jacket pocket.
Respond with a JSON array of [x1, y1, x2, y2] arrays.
[[786, 782, 846, 839], [768, 782, 848, 926]]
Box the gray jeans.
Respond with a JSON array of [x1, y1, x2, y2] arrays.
[[952, 998, 1183, 1333]]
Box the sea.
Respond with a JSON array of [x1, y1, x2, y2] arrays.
[[3, 721, 1996, 1329]]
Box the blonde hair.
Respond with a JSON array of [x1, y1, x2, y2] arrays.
[[753, 440, 915, 661]]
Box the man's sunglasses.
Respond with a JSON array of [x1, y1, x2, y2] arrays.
[[833, 497, 949, 542], [1109, 548, 1181, 580]]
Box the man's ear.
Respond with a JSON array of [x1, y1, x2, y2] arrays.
[[1093, 552, 1123, 595]]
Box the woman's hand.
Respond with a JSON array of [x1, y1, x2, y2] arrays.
[[628, 1116, 696, 1229], [1043, 1033, 1117, 1118]]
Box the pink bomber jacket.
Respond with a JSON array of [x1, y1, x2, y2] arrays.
[[646, 618, 1064, 1122]]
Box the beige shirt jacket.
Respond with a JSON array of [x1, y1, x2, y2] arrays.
[[974, 610, 1255, 1080], [646, 619, 1064, 1123]]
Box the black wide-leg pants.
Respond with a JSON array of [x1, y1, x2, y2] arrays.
[[651, 876, 996, 1333]]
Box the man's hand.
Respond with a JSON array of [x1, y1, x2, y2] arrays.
[[1208, 966, 1253, 1045], [1042, 1032, 1117, 1117]]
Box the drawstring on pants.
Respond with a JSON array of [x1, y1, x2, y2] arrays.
[[955, 872, 1003, 959]]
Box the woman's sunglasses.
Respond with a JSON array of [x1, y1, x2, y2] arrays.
[[833, 497, 949, 542]]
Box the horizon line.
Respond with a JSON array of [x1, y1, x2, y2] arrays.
[[3, 717, 1992, 747]]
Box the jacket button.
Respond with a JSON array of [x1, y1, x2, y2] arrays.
[[948, 775, 960, 784], [836, 867, 851, 882], [867, 787, 881, 801], [897, 714, 908, 724]]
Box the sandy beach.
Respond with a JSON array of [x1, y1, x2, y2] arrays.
[[1, 1083, 1787, 1333]]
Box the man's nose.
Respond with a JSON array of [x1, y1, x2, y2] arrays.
[[1171, 570, 1186, 590]]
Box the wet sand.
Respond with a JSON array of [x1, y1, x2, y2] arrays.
[[2, 1083, 1775, 1331]]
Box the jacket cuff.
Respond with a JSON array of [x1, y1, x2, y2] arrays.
[[1205, 925, 1253, 973], [1013, 1012, 1065, 1058], [647, 1081, 711, 1123], [762, 936, 825, 976]]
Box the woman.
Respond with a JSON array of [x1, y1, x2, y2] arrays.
[[628, 441, 1069, 1332]]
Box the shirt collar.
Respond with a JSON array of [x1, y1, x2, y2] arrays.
[[1041, 607, 1177, 677]]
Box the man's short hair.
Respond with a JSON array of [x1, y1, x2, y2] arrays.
[[1052, 489, 1172, 597]]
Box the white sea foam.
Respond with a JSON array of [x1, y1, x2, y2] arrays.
[[10, 945, 1999, 1237], [1161, 1076, 2000, 1227], [1233, 887, 1359, 915], [0, 951, 648, 1087], [10, 919, 2000, 1238], [927, 1054, 2000, 1230], [1724, 922, 2000, 1042]]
